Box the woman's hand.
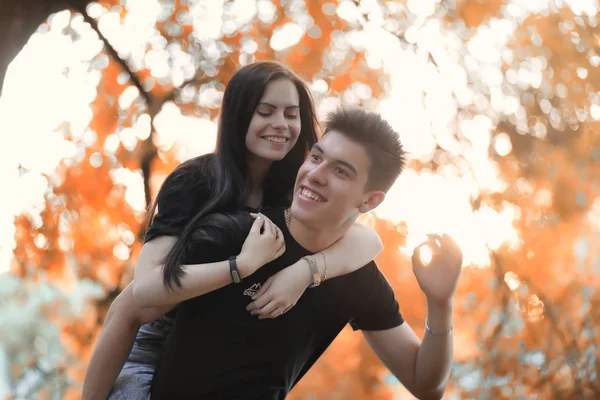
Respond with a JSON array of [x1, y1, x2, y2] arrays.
[[245, 260, 311, 319], [236, 213, 286, 278]]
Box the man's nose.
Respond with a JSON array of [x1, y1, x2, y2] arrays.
[[308, 164, 327, 186]]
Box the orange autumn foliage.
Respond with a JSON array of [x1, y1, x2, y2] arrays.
[[4, 1, 600, 399]]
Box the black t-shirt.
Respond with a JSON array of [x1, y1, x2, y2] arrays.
[[150, 207, 404, 399], [144, 153, 217, 243], [142, 154, 218, 320]]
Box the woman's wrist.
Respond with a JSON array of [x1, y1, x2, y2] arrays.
[[235, 253, 254, 278], [310, 252, 328, 281], [317, 252, 327, 281], [292, 259, 313, 289]]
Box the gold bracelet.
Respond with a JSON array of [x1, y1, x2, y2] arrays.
[[321, 253, 328, 282], [425, 322, 452, 337]]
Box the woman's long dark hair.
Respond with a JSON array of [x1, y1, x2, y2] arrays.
[[150, 61, 319, 290]]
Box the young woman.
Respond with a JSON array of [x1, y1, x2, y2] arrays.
[[82, 61, 382, 400]]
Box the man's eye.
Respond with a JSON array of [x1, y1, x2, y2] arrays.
[[336, 167, 348, 177]]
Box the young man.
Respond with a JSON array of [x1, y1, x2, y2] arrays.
[[149, 108, 462, 399]]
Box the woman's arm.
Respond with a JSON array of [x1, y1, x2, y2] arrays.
[[310, 222, 383, 279], [133, 215, 285, 308], [132, 236, 231, 309], [82, 284, 173, 400], [246, 223, 382, 318]]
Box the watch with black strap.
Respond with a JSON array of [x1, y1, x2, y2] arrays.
[[228, 256, 242, 284]]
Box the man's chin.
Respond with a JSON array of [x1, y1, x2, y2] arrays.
[[290, 201, 321, 223]]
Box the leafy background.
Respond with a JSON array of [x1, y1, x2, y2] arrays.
[[1, 0, 599, 399]]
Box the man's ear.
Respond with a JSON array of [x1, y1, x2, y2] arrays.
[[358, 191, 386, 214]]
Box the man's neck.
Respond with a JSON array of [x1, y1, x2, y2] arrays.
[[287, 213, 353, 253]]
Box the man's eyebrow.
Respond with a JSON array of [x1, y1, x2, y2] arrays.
[[311, 143, 358, 175], [258, 102, 300, 109]]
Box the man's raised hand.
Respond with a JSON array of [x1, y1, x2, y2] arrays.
[[411, 234, 463, 307]]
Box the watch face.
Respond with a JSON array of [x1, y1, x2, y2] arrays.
[[229, 257, 242, 283], [232, 270, 241, 283], [303, 256, 320, 287]]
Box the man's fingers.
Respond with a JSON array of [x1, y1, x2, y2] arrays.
[[442, 233, 462, 259], [412, 244, 426, 268], [429, 233, 462, 264], [414, 234, 463, 269], [426, 234, 443, 252], [426, 234, 444, 241]]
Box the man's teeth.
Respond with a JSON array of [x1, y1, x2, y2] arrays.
[[301, 188, 323, 202], [264, 136, 287, 143]]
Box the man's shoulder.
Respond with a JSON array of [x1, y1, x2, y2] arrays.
[[326, 260, 384, 288], [261, 207, 287, 227], [344, 260, 378, 277]]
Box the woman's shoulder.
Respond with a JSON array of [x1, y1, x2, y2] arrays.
[[145, 154, 217, 241], [171, 153, 216, 178], [152, 153, 217, 215], [177, 153, 216, 170], [161, 154, 216, 190]]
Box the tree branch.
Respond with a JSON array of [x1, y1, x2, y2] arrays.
[[76, 8, 151, 106], [74, 5, 161, 214]]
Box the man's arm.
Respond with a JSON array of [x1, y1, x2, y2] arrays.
[[363, 301, 453, 400], [360, 234, 462, 399], [82, 284, 173, 400]]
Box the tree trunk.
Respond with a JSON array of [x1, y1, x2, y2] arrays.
[[0, 0, 91, 95]]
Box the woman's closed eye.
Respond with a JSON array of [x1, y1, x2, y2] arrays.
[[256, 110, 298, 119]]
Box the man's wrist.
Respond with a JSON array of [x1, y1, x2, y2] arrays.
[[425, 299, 453, 333], [426, 298, 454, 311]]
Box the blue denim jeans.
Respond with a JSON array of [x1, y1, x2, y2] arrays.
[[107, 315, 174, 400]]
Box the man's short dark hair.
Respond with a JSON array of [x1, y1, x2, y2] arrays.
[[323, 107, 406, 192]]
